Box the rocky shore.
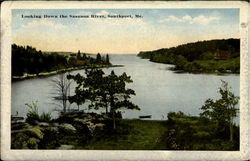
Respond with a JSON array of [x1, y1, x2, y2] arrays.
[[12, 64, 124, 81], [11, 112, 108, 149]]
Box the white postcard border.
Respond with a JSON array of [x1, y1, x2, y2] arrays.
[[1, 1, 249, 161]]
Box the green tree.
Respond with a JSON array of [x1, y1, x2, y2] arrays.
[[68, 57, 77, 67], [77, 50, 81, 60], [174, 55, 187, 70], [82, 53, 87, 60], [67, 69, 140, 129], [96, 53, 102, 63], [200, 80, 239, 142], [105, 54, 110, 64]]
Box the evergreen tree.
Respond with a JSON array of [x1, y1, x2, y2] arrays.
[[77, 50, 81, 60], [82, 53, 87, 60], [96, 53, 102, 63], [106, 54, 110, 64], [67, 68, 140, 129]]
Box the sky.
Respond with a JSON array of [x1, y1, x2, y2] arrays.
[[12, 9, 239, 54]]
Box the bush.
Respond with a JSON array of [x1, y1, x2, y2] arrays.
[[25, 101, 52, 124], [40, 112, 52, 122], [25, 102, 40, 125]]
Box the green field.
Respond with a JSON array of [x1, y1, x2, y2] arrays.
[[73, 119, 167, 150]]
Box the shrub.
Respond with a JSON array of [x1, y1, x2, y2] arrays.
[[25, 101, 40, 125], [25, 101, 52, 124], [40, 112, 52, 122]]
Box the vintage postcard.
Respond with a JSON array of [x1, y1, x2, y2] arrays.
[[1, 1, 249, 161]]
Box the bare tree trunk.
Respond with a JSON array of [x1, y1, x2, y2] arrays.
[[230, 123, 233, 142], [51, 73, 71, 113], [229, 106, 234, 142], [112, 110, 116, 130], [105, 106, 108, 114], [110, 95, 115, 129], [229, 117, 234, 142]]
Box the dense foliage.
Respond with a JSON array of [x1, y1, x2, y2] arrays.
[[67, 68, 140, 129], [200, 80, 239, 142], [25, 101, 52, 125], [163, 112, 239, 150], [12, 44, 111, 76], [138, 39, 240, 73]]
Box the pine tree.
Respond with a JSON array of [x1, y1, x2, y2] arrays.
[[67, 68, 140, 129]]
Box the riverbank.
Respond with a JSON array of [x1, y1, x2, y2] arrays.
[[138, 56, 240, 75], [11, 111, 239, 150], [11, 111, 168, 150], [137, 39, 240, 74], [12, 64, 124, 81], [162, 59, 239, 75]]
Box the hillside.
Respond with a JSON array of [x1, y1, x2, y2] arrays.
[[138, 39, 240, 74]]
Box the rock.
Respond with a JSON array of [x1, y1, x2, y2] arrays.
[[57, 144, 74, 150], [74, 118, 89, 124], [59, 123, 77, 134], [52, 123, 59, 127], [26, 126, 44, 139], [38, 122, 50, 127], [95, 123, 105, 130]]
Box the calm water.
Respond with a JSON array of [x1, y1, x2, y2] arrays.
[[12, 54, 240, 120]]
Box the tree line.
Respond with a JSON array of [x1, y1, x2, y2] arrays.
[[138, 39, 240, 73], [12, 44, 111, 76]]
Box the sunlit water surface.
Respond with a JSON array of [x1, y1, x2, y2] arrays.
[[12, 54, 240, 121]]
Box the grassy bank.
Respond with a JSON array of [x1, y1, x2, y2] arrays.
[[11, 112, 239, 150], [74, 119, 167, 150], [168, 58, 240, 74]]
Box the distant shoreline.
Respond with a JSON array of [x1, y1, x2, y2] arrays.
[[12, 64, 124, 81]]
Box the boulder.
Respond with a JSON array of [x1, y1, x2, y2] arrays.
[[59, 123, 77, 134], [38, 122, 50, 127]]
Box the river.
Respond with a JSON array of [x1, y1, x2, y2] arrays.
[[12, 54, 240, 120]]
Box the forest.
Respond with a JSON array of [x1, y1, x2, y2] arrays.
[[138, 39, 240, 73], [12, 44, 111, 77]]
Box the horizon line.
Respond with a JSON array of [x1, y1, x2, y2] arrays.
[[13, 37, 239, 54]]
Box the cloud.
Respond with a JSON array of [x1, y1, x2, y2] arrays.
[[95, 10, 110, 16], [76, 11, 92, 15], [22, 19, 67, 30], [159, 15, 220, 25], [75, 10, 110, 16]]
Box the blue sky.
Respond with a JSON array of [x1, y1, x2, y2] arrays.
[[12, 9, 239, 54]]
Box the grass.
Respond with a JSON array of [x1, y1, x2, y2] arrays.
[[164, 113, 239, 150], [73, 119, 167, 150], [12, 114, 239, 150], [194, 58, 240, 73]]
